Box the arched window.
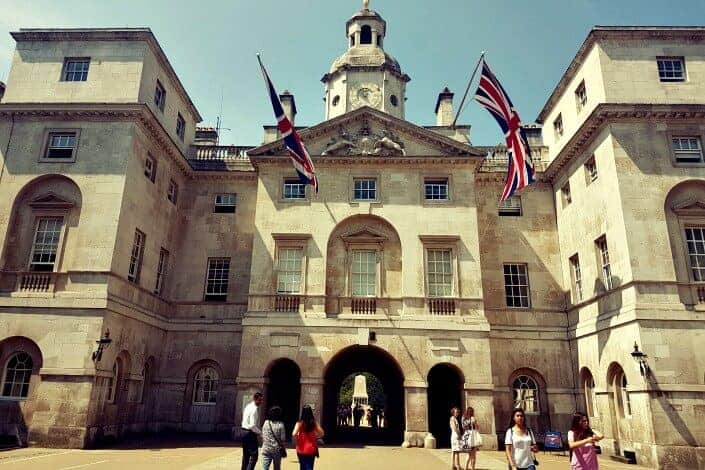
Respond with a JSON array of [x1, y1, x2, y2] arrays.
[[610, 365, 631, 418], [137, 361, 151, 404], [360, 25, 372, 44], [582, 369, 596, 417], [107, 360, 120, 403], [193, 366, 219, 404], [1, 352, 33, 399], [619, 373, 631, 417], [512, 375, 539, 413]]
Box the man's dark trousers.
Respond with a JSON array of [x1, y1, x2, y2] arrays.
[[241, 430, 258, 470]]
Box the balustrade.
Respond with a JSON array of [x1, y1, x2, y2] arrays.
[[274, 294, 301, 312], [428, 297, 456, 315]]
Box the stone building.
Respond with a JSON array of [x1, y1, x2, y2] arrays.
[[0, 3, 703, 468]]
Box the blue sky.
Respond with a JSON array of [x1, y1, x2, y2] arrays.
[[1, 0, 704, 146]]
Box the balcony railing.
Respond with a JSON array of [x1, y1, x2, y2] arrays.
[[351, 297, 377, 315], [427, 297, 456, 316], [274, 294, 301, 313], [190, 145, 252, 161], [16, 272, 57, 293]]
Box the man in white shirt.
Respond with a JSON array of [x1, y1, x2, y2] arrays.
[[241, 392, 264, 470]]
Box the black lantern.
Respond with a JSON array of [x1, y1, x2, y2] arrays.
[[92, 329, 112, 362], [630, 341, 649, 377]]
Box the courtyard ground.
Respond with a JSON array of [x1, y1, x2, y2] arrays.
[[0, 438, 648, 470]]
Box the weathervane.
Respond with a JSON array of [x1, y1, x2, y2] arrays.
[[363, 0, 370, 10]]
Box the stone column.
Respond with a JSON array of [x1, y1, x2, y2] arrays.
[[300, 378, 324, 423], [403, 381, 429, 448]]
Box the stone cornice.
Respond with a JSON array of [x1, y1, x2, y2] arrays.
[[251, 155, 477, 166], [537, 26, 705, 122], [542, 103, 705, 182]]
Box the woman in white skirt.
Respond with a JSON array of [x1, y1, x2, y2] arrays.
[[460, 406, 481, 470], [450, 407, 463, 469]]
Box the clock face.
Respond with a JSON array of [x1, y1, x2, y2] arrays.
[[350, 83, 382, 109]]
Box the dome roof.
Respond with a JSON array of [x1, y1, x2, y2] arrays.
[[329, 45, 401, 75]]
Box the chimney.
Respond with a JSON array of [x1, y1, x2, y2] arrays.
[[434, 87, 454, 126], [280, 90, 297, 126]]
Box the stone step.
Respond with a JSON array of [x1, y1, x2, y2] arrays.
[[610, 454, 633, 465]]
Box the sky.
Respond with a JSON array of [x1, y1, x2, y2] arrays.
[[1, 0, 705, 146]]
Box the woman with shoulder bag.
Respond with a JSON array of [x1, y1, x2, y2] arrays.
[[460, 406, 482, 470], [504, 408, 539, 470], [261, 406, 287, 470], [293, 405, 325, 470]]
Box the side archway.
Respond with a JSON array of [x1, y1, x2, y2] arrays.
[[427, 363, 464, 448], [265, 358, 301, 438]]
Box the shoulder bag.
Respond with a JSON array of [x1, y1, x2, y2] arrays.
[[268, 421, 287, 459]]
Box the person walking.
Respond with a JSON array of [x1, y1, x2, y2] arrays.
[[504, 408, 538, 470], [241, 392, 264, 470], [450, 407, 463, 470], [261, 406, 287, 470], [568, 412, 604, 470], [293, 405, 324, 470], [460, 406, 481, 470]]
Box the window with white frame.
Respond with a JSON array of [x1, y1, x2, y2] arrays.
[[283, 179, 307, 200], [204, 258, 230, 301], [154, 80, 166, 112], [353, 178, 377, 201], [277, 247, 303, 294], [29, 217, 63, 272], [561, 182, 572, 207], [672, 136, 703, 163], [214, 193, 237, 213], [351, 250, 376, 297], [1, 352, 33, 399], [426, 249, 453, 297], [424, 178, 449, 201], [167, 179, 178, 204], [503, 263, 531, 308], [512, 375, 539, 413], [192, 366, 219, 404], [595, 235, 613, 290], [569, 254, 583, 302], [553, 113, 564, 139], [499, 195, 522, 216], [44, 132, 78, 160], [154, 248, 169, 295], [128, 229, 145, 283], [107, 360, 119, 403], [145, 154, 157, 183], [62, 58, 90, 82], [176, 113, 186, 141], [684, 227, 705, 281], [575, 80, 587, 112], [585, 155, 598, 183], [657, 57, 685, 82]]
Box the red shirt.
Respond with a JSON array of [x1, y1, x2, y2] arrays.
[[295, 422, 318, 455]]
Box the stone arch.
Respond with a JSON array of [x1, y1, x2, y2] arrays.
[[0, 336, 43, 398], [508, 367, 550, 432], [113, 350, 132, 405], [1, 174, 82, 273], [183, 359, 223, 431], [264, 358, 301, 437], [325, 214, 402, 314], [579, 366, 596, 417], [606, 362, 631, 454], [427, 362, 465, 448]]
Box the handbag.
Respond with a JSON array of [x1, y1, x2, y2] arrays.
[[268, 421, 287, 459], [528, 428, 539, 466]]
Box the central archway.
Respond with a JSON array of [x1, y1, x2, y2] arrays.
[[323, 345, 404, 444]]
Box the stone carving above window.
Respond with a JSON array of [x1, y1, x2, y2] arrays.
[[322, 125, 406, 156]]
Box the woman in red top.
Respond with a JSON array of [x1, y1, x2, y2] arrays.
[[292, 405, 325, 470]]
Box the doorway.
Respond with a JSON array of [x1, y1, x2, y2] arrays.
[[266, 358, 301, 438], [427, 363, 464, 448]]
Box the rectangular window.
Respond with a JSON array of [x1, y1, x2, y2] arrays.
[[595, 235, 613, 290], [62, 58, 90, 82], [553, 113, 564, 139], [205, 258, 230, 301], [44, 132, 77, 160], [427, 249, 453, 297], [128, 229, 145, 283], [503, 263, 530, 308], [176, 113, 186, 141], [29, 217, 63, 271], [154, 80, 166, 112], [672, 136, 703, 163], [145, 154, 157, 183], [569, 254, 583, 302], [283, 179, 307, 200], [351, 250, 376, 297], [561, 182, 572, 206], [424, 178, 449, 201], [657, 57, 685, 82], [575, 80, 587, 112], [214, 193, 237, 213], [353, 178, 377, 201], [154, 248, 169, 295], [584, 155, 598, 183], [685, 227, 705, 281], [167, 179, 178, 204], [499, 196, 522, 216], [277, 248, 303, 294]]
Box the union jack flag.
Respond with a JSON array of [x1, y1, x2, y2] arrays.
[[475, 60, 534, 201], [258, 56, 318, 192]]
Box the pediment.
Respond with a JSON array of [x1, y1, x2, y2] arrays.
[[28, 193, 74, 210], [248, 106, 483, 159], [341, 227, 388, 245], [671, 197, 705, 215]]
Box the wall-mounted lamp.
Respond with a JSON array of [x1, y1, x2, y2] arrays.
[[630, 341, 649, 377], [91, 329, 112, 362]]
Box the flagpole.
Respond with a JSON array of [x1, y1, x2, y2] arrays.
[[451, 50, 486, 129]]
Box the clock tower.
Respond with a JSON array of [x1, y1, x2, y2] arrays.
[[321, 0, 411, 120]]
